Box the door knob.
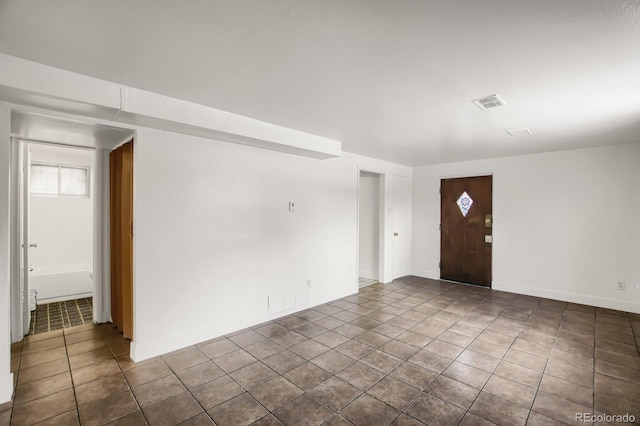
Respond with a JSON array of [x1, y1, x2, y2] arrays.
[[394, 232, 399, 236], [29, 243, 37, 248]]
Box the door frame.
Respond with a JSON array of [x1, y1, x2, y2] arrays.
[[8, 106, 135, 342], [109, 140, 134, 339], [356, 169, 412, 286], [439, 172, 494, 287], [10, 139, 102, 341]]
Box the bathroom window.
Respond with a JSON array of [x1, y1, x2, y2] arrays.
[[31, 163, 90, 197]]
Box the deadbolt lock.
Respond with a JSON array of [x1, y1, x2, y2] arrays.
[[484, 214, 492, 228]]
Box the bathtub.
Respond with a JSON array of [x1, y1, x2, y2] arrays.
[[29, 265, 93, 304]]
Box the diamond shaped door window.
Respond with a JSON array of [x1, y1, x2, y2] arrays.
[[456, 191, 473, 217]]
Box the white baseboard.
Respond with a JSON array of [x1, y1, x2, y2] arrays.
[[493, 281, 640, 314], [409, 272, 640, 314], [0, 373, 13, 405], [411, 269, 440, 280], [130, 287, 357, 362], [30, 263, 92, 276], [38, 292, 93, 304]]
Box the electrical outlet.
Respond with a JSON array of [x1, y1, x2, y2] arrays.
[[306, 279, 311, 288], [617, 281, 626, 291]]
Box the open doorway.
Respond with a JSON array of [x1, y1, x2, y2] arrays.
[[26, 143, 95, 334], [9, 110, 135, 342], [358, 171, 383, 288]]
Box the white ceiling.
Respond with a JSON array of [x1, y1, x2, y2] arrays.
[[1, 0, 639, 166], [11, 111, 134, 149]]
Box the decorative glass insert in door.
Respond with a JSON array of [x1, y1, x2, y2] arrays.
[[456, 191, 473, 217]]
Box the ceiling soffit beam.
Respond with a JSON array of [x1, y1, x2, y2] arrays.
[[0, 53, 341, 159]]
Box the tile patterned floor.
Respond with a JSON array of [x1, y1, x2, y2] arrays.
[[3, 276, 640, 425], [29, 298, 93, 335]]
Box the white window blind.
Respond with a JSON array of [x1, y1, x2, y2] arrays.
[[31, 163, 89, 197]]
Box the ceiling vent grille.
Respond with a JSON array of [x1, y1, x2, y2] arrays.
[[472, 94, 507, 110], [507, 128, 532, 136]]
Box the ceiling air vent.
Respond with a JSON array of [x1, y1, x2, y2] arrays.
[[472, 94, 507, 110], [507, 128, 532, 136]]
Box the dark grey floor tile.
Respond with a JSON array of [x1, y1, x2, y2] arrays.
[[143, 391, 203, 425], [367, 376, 420, 411], [337, 361, 385, 390], [273, 394, 334, 426], [249, 376, 303, 411], [308, 376, 362, 411], [390, 361, 438, 389], [341, 393, 401, 426], [132, 374, 186, 408], [11, 389, 77, 425], [262, 350, 306, 374], [310, 349, 354, 374], [229, 361, 278, 390], [595, 373, 640, 404], [540, 374, 593, 407], [493, 361, 542, 388], [408, 349, 452, 373], [176, 360, 225, 389], [426, 375, 479, 410], [12, 281, 640, 426], [531, 391, 593, 425], [312, 331, 350, 348], [335, 340, 375, 360], [208, 393, 268, 426], [470, 392, 529, 426], [483, 375, 537, 408], [78, 390, 139, 426], [123, 358, 172, 387], [283, 362, 333, 390], [360, 350, 403, 373], [212, 349, 258, 374], [405, 392, 465, 426], [163, 346, 208, 372], [191, 375, 244, 410], [227, 329, 267, 348], [441, 361, 491, 389]]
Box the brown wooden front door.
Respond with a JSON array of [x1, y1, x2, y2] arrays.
[[440, 175, 492, 287], [110, 140, 134, 339]]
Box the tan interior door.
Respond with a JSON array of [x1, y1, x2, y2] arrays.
[[110, 140, 134, 339], [440, 175, 492, 287]]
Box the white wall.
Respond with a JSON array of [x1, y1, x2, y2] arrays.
[[412, 142, 640, 314], [358, 172, 380, 280], [29, 145, 93, 301], [0, 58, 417, 400], [131, 128, 412, 360]]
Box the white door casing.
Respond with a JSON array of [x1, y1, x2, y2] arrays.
[[19, 142, 31, 336]]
